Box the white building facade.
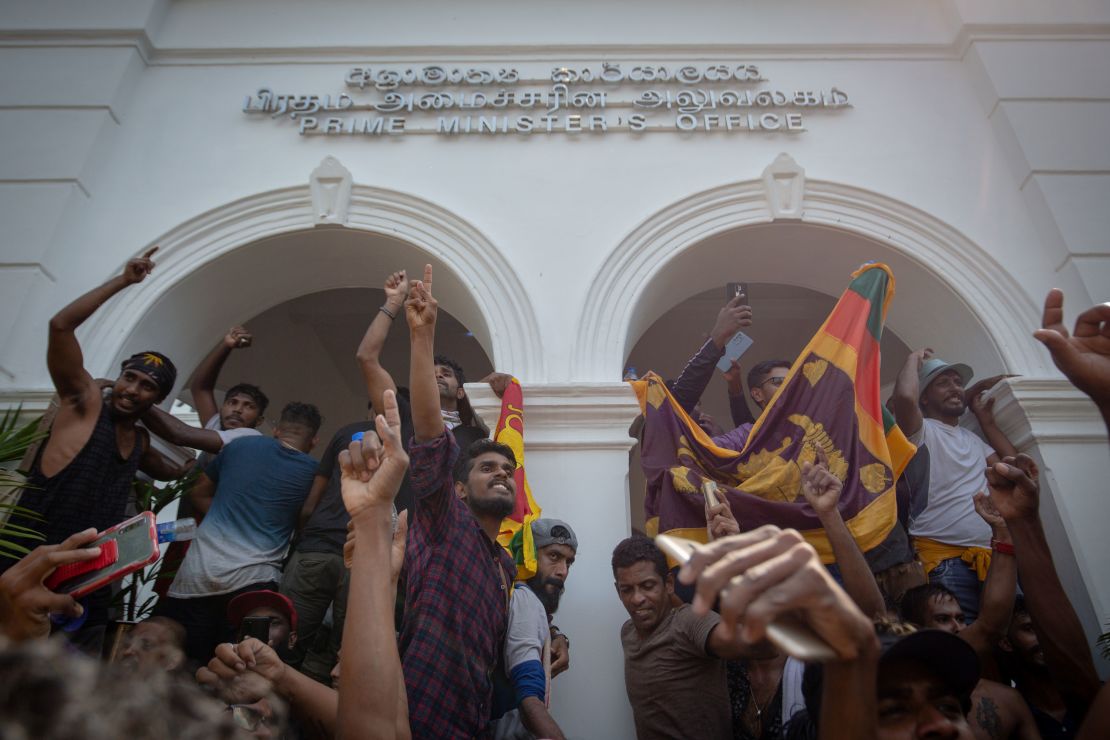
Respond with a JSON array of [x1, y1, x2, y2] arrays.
[[1, 1, 1108, 736]]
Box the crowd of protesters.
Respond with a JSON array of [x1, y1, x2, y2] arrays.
[[0, 246, 1107, 740]]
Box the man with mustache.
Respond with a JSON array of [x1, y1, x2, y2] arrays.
[[493, 519, 578, 740], [1, 248, 194, 654], [892, 350, 1017, 621], [139, 325, 268, 459]]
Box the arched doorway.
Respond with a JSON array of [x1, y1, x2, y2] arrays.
[[79, 184, 543, 397], [598, 170, 1107, 669], [573, 168, 1049, 382], [108, 226, 499, 446]]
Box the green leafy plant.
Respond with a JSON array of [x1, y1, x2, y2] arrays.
[[0, 406, 47, 559]]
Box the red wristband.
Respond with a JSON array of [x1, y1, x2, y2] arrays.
[[991, 539, 1014, 555]]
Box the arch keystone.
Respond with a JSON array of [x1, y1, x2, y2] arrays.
[[310, 156, 353, 226], [762, 152, 805, 220]]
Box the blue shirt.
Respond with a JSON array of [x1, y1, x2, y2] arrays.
[[168, 436, 316, 597]]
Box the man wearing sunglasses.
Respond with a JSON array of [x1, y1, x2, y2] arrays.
[[671, 346, 791, 453]]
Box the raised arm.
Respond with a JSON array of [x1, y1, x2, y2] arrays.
[[801, 449, 885, 618], [669, 296, 752, 414], [47, 247, 157, 404], [958, 493, 1016, 658], [141, 404, 224, 454], [968, 384, 1018, 459], [681, 527, 880, 740], [138, 442, 196, 481], [356, 271, 408, 415], [987, 454, 1100, 707], [188, 326, 252, 426], [406, 265, 443, 443], [337, 389, 412, 740], [892, 348, 929, 437], [723, 360, 756, 428]]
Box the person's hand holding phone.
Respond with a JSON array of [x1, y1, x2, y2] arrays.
[[0, 528, 101, 642], [677, 526, 876, 660], [710, 292, 753, 350]]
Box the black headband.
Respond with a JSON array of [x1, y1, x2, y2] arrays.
[[120, 351, 178, 400]]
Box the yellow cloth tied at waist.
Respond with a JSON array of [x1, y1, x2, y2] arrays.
[[913, 537, 992, 582]]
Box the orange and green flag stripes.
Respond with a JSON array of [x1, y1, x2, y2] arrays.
[[493, 378, 544, 580], [632, 263, 915, 563]]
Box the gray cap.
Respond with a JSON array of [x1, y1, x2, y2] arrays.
[[918, 357, 973, 392], [531, 518, 578, 552]]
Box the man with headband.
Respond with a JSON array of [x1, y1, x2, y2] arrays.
[[1, 247, 195, 654]]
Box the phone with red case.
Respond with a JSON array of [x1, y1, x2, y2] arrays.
[[45, 511, 160, 599]]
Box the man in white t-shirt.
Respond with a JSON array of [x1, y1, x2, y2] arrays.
[[892, 349, 1017, 621]]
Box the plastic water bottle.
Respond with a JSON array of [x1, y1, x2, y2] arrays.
[[157, 517, 197, 543]]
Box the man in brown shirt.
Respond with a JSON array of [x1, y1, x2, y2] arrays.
[[613, 536, 732, 739]]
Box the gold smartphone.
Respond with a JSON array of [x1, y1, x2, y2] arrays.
[[655, 533, 838, 662]]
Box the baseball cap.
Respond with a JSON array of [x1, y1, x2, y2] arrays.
[[227, 590, 298, 632], [918, 357, 973, 392], [531, 519, 578, 552], [879, 629, 979, 704]]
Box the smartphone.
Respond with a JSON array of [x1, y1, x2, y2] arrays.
[[726, 282, 749, 302], [716, 331, 754, 372], [239, 616, 271, 643], [702, 480, 722, 509], [654, 533, 837, 661], [45, 512, 160, 599]]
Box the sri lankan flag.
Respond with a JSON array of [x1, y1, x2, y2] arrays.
[[632, 263, 916, 563], [493, 378, 544, 580]]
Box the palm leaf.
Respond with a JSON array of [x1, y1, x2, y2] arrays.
[[0, 406, 46, 557]]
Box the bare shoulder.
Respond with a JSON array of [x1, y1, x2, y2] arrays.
[[38, 387, 104, 477], [971, 680, 1026, 740]]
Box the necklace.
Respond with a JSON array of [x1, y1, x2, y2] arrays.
[[749, 681, 765, 720]]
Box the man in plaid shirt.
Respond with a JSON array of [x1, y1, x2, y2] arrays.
[[401, 265, 518, 738]]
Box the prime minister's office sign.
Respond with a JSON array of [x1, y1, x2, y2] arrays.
[[242, 63, 850, 137]]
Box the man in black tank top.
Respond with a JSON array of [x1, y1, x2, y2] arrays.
[[2, 247, 196, 655]]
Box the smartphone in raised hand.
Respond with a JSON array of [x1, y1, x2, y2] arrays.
[[725, 282, 749, 302]]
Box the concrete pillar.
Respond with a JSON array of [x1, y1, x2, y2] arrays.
[[469, 382, 641, 740]]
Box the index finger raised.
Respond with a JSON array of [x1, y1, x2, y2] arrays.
[[1041, 289, 1068, 335], [422, 263, 433, 294], [142, 246, 159, 260], [377, 389, 404, 452]]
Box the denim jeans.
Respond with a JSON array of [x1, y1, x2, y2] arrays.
[[927, 557, 980, 623]]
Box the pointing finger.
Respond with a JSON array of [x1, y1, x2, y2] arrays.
[[1040, 289, 1068, 336]]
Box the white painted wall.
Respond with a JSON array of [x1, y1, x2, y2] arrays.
[[2, 1, 1109, 736]]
